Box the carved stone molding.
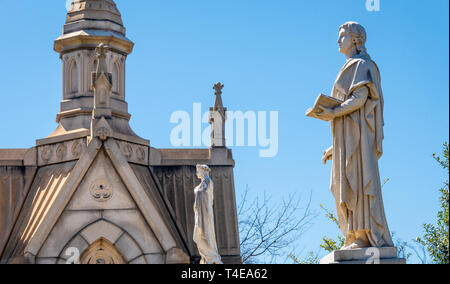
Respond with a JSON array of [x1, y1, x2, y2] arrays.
[[115, 141, 148, 165], [38, 138, 87, 166]]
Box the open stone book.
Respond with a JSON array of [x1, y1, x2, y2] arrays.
[[306, 94, 343, 121]]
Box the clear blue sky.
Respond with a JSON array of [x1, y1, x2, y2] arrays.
[[0, 0, 448, 263]]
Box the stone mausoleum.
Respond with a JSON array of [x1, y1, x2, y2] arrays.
[[0, 0, 241, 264]]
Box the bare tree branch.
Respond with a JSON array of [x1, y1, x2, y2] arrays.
[[237, 188, 317, 263]]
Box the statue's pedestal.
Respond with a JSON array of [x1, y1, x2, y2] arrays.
[[320, 247, 406, 264]]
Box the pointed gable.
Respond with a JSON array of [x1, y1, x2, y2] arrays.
[[2, 138, 190, 264]]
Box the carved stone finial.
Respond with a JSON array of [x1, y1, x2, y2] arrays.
[[209, 82, 227, 148], [213, 82, 224, 96], [92, 43, 113, 120], [96, 43, 109, 57], [94, 43, 111, 83], [212, 82, 225, 112]]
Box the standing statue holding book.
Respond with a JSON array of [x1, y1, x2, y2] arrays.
[[307, 22, 394, 250]]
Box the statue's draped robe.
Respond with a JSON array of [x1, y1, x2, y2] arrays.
[[330, 54, 394, 247], [193, 176, 222, 264]]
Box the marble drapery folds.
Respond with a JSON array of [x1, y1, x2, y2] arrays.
[[193, 165, 222, 264], [330, 54, 394, 248]]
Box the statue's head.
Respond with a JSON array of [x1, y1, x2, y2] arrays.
[[196, 164, 211, 179], [338, 22, 368, 57]]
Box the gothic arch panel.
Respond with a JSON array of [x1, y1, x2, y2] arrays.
[[69, 59, 79, 95], [112, 60, 121, 96], [89, 56, 98, 92], [56, 219, 149, 264], [80, 238, 125, 264]]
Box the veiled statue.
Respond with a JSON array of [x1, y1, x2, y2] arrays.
[[307, 22, 394, 249], [193, 165, 222, 264]]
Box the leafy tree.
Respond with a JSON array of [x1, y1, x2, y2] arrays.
[[416, 142, 449, 264]]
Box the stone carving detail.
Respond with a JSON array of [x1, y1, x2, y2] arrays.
[[41, 146, 52, 163], [95, 127, 111, 141], [212, 173, 221, 181], [56, 144, 67, 161], [90, 179, 113, 202], [122, 144, 133, 159], [136, 147, 146, 162], [165, 171, 173, 179], [71, 141, 83, 157], [193, 165, 222, 264]]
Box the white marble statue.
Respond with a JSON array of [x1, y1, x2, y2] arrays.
[[310, 22, 394, 249], [193, 165, 222, 264]]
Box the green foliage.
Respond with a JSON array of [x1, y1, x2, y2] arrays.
[[320, 236, 342, 253], [290, 205, 344, 263], [288, 252, 319, 264], [319, 205, 345, 252], [416, 142, 449, 264]]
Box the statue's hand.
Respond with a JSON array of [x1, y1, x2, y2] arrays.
[[322, 146, 333, 165], [316, 106, 335, 121]]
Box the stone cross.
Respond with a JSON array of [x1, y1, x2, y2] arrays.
[[212, 82, 225, 111], [213, 82, 224, 96]]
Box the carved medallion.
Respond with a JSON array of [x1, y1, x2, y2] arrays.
[[123, 144, 133, 159], [56, 144, 67, 161], [41, 146, 52, 163], [90, 179, 113, 202], [136, 147, 146, 162], [71, 141, 83, 158]]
